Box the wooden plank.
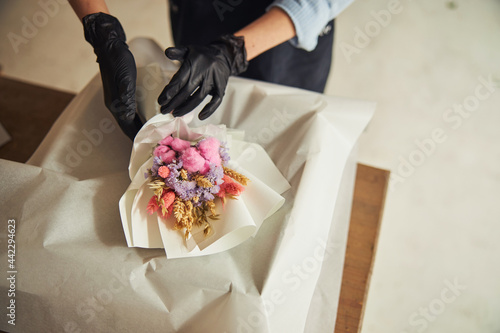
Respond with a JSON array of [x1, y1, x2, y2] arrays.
[[335, 164, 390, 332], [0, 76, 75, 163]]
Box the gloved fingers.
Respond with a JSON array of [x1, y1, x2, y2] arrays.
[[157, 64, 191, 106], [105, 76, 136, 120], [118, 113, 143, 141], [160, 77, 200, 115], [100, 40, 137, 120], [199, 93, 223, 120], [197, 76, 226, 120], [165, 46, 188, 61], [117, 72, 136, 107], [105, 92, 135, 118], [113, 43, 137, 80], [171, 82, 211, 117]]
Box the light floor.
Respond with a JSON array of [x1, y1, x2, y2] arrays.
[[1, 1, 499, 332]]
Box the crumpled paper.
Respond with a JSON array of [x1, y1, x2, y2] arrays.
[[0, 38, 375, 333], [119, 114, 290, 258]]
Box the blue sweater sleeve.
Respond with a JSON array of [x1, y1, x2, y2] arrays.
[[269, 0, 354, 51]]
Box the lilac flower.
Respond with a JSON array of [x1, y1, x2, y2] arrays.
[[200, 191, 214, 202], [209, 184, 220, 194], [165, 163, 181, 188], [150, 156, 163, 177], [173, 180, 197, 201], [205, 164, 224, 184], [219, 142, 230, 166]]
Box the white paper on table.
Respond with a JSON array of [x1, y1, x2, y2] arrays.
[[119, 114, 290, 258], [0, 38, 376, 333]]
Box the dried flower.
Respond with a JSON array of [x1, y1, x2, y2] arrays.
[[159, 135, 174, 146], [158, 166, 170, 178], [145, 133, 247, 240], [198, 137, 222, 167], [154, 145, 169, 157], [219, 142, 230, 166], [192, 174, 213, 188], [147, 196, 159, 215], [171, 137, 191, 152], [217, 175, 245, 198], [223, 167, 249, 186], [181, 147, 206, 173]]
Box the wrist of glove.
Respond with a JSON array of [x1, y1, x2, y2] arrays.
[[157, 34, 248, 120], [82, 12, 142, 140], [214, 34, 249, 75]]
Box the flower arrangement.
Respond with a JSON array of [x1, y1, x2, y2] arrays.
[[145, 134, 249, 239]]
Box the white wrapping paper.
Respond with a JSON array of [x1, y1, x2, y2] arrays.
[[0, 38, 375, 333], [119, 114, 290, 258]]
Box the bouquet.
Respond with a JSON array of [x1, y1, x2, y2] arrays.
[[145, 134, 249, 239], [119, 115, 290, 258]]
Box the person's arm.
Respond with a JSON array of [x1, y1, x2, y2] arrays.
[[234, 7, 296, 61], [157, 8, 298, 120], [69, 0, 109, 20], [270, 0, 355, 51], [69, 0, 142, 140]]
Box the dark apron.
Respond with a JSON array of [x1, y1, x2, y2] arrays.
[[169, 0, 334, 93]]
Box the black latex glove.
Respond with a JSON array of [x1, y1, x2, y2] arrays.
[[158, 34, 248, 120], [82, 12, 142, 140]]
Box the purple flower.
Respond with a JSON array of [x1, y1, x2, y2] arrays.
[[219, 142, 230, 166], [173, 180, 197, 200], [150, 156, 163, 177], [209, 184, 220, 194], [200, 191, 214, 201]]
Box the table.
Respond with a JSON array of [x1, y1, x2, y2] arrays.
[[335, 164, 389, 332], [0, 76, 74, 163], [0, 76, 388, 333]]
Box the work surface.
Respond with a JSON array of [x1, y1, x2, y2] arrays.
[[0, 63, 386, 332]]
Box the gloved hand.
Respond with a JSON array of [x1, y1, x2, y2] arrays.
[[158, 34, 248, 120], [82, 12, 142, 140]]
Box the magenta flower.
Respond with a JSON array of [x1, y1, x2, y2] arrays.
[[171, 138, 191, 152], [153, 145, 170, 157], [181, 147, 205, 173], [159, 135, 174, 146], [161, 150, 176, 164], [199, 160, 211, 175], [198, 137, 222, 167]]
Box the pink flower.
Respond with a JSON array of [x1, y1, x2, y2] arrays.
[[162, 190, 176, 208], [154, 145, 177, 164], [198, 137, 221, 167], [150, 190, 175, 219], [159, 190, 175, 219], [217, 175, 244, 198], [160, 150, 176, 164], [158, 166, 170, 178], [153, 145, 169, 157], [147, 196, 159, 215], [170, 138, 191, 152], [160, 205, 173, 219], [181, 147, 206, 173], [199, 160, 211, 175], [159, 135, 174, 146]]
